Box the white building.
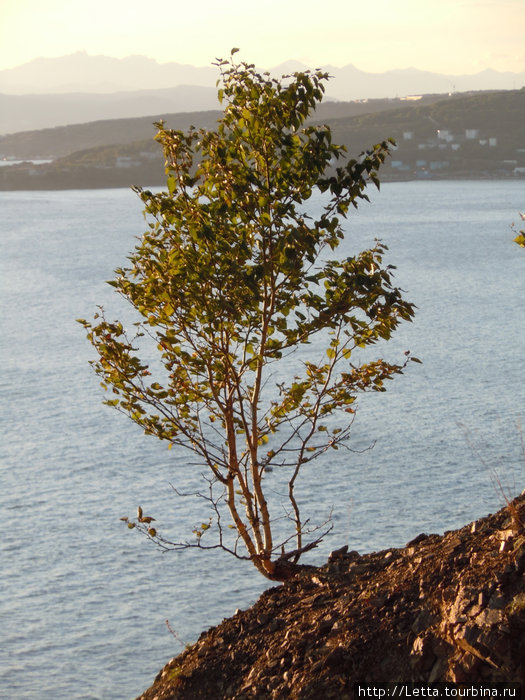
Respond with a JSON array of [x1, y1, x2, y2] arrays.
[[437, 130, 454, 142]]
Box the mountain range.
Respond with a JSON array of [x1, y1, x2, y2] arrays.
[[1, 52, 524, 135]]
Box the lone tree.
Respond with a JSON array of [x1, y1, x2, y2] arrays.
[[79, 51, 417, 581]]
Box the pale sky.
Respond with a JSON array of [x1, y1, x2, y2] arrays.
[[1, 0, 524, 75]]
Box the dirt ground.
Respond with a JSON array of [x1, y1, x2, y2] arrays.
[[136, 493, 525, 699]]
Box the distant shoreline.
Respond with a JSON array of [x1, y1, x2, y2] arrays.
[[0, 171, 523, 193], [2, 89, 524, 191]]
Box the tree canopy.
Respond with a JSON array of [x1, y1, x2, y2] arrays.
[[78, 51, 417, 580]]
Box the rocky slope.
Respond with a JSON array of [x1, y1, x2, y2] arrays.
[[136, 494, 525, 699]]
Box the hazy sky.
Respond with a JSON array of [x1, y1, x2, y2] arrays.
[[1, 0, 524, 75]]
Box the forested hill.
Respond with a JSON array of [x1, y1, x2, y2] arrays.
[[322, 88, 525, 153], [0, 93, 449, 160], [0, 110, 222, 160], [321, 88, 525, 179], [0, 89, 524, 189]]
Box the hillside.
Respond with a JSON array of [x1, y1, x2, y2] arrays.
[[1, 89, 524, 190], [135, 493, 525, 698], [324, 89, 525, 179], [325, 89, 525, 152], [0, 94, 447, 159], [0, 86, 220, 134], [0, 110, 222, 159]]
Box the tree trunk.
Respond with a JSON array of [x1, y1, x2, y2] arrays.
[[265, 559, 318, 582]]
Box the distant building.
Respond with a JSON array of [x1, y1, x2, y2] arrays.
[[116, 156, 141, 168], [437, 130, 453, 142], [390, 160, 410, 171], [465, 129, 480, 139], [430, 161, 449, 171], [139, 151, 158, 160]]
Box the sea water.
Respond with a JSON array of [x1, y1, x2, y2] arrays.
[[1, 180, 524, 699]]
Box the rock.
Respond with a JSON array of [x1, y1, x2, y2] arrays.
[[268, 618, 283, 633], [406, 533, 430, 547], [410, 634, 436, 672], [476, 608, 504, 625], [514, 544, 525, 574], [488, 591, 506, 609], [328, 544, 348, 561], [428, 657, 446, 682], [411, 608, 435, 634], [135, 493, 525, 699]]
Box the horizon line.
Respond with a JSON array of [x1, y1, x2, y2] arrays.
[[1, 50, 525, 79]]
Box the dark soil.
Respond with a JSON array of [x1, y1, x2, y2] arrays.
[[136, 493, 525, 699]]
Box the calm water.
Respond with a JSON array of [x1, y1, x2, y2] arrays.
[[1, 181, 524, 699]]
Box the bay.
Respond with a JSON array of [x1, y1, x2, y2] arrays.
[[0, 180, 523, 699]]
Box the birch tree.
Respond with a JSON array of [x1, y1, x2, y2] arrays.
[[79, 51, 417, 580]]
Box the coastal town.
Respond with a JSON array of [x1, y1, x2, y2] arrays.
[[387, 125, 525, 179]]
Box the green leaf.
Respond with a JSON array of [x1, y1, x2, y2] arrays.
[[167, 175, 177, 195]]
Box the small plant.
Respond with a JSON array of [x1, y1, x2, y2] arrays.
[[165, 619, 190, 649], [168, 666, 183, 681], [166, 663, 187, 693], [459, 421, 524, 533]]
